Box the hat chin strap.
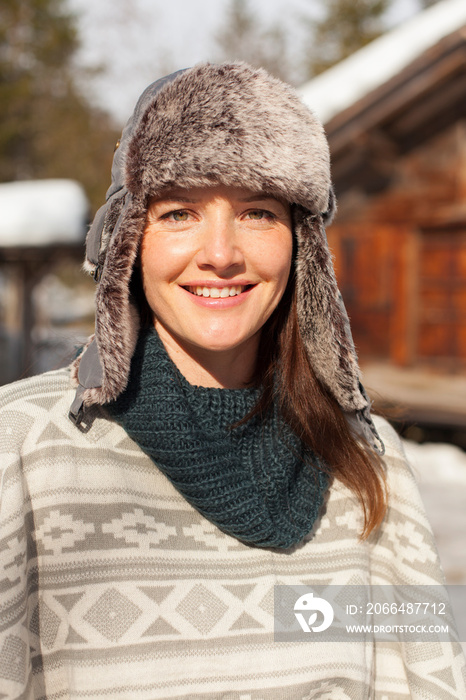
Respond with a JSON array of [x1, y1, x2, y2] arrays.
[[69, 338, 103, 425]]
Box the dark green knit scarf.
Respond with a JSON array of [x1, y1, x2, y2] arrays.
[[107, 328, 329, 549]]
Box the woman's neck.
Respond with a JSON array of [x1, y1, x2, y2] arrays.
[[154, 322, 259, 389]]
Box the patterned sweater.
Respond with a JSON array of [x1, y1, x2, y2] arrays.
[[1, 369, 465, 700]]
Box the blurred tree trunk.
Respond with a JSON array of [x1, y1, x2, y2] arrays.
[[0, 0, 119, 212], [302, 0, 393, 77], [214, 0, 402, 86], [214, 0, 295, 84]]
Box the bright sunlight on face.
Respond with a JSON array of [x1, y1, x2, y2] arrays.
[[140, 184, 293, 387]]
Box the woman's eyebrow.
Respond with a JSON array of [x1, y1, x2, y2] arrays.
[[152, 191, 199, 203], [239, 194, 289, 212], [239, 193, 275, 202]]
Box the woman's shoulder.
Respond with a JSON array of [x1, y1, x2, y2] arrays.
[[0, 367, 140, 458], [370, 414, 428, 508], [372, 414, 404, 454], [371, 414, 414, 477], [367, 415, 445, 580], [0, 367, 75, 420], [0, 368, 77, 452], [0, 367, 74, 409]]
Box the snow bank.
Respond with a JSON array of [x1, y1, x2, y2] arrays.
[[402, 440, 466, 486], [0, 180, 89, 247], [299, 0, 466, 123]]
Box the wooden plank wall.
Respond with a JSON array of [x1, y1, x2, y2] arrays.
[[328, 122, 466, 370]]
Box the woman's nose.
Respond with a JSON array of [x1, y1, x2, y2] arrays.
[[195, 216, 244, 272]]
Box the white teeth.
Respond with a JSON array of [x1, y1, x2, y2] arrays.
[[190, 285, 246, 297]]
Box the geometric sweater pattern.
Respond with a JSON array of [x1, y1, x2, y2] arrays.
[[1, 369, 465, 699]]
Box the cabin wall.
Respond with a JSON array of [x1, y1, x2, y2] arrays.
[[328, 122, 466, 369]]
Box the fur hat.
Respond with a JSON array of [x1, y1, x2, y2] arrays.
[[69, 62, 383, 454]]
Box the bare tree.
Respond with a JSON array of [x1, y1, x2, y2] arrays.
[[301, 0, 393, 78], [0, 0, 119, 210], [214, 0, 295, 84]]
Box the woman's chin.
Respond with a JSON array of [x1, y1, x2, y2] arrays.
[[187, 332, 257, 356], [162, 327, 259, 359]]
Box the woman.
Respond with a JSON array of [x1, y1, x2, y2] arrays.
[[1, 63, 464, 699]]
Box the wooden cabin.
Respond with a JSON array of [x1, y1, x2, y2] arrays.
[[301, 1, 466, 430]]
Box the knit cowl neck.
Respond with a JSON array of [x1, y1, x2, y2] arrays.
[[107, 328, 329, 549]]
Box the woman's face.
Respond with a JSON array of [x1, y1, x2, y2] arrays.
[[140, 184, 293, 376]]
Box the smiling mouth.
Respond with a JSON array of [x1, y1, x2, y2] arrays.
[[185, 285, 254, 298]]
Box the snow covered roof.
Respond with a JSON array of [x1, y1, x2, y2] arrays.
[[0, 179, 89, 247], [299, 0, 466, 124]]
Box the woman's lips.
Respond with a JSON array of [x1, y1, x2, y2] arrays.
[[186, 284, 252, 298], [180, 283, 256, 306]]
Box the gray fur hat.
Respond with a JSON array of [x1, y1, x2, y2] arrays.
[[70, 62, 383, 453]]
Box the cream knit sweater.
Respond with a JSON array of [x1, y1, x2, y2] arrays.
[[1, 369, 465, 699]]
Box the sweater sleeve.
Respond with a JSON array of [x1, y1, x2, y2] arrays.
[[369, 417, 466, 699], [0, 396, 36, 698], [0, 373, 71, 699]]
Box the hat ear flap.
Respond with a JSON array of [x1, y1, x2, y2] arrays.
[[71, 195, 144, 413], [293, 206, 384, 453], [92, 195, 144, 401]]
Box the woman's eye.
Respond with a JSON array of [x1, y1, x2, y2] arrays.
[[169, 210, 189, 222], [246, 209, 274, 221]]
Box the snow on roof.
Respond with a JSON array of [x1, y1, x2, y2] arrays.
[[0, 179, 89, 247], [298, 0, 466, 124]]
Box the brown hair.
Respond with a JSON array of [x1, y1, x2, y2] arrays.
[[250, 270, 387, 539]]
